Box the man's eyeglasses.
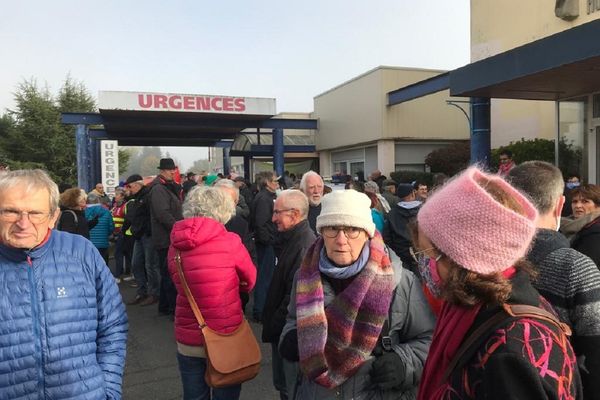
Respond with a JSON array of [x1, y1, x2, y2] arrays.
[[321, 226, 362, 239], [273, 208, 295, 215], [0, 209, 52, 224]]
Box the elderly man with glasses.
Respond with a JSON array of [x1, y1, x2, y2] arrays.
[[0, 169, 127, 399]]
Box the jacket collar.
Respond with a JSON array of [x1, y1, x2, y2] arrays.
[[0, 229, 55, 262]]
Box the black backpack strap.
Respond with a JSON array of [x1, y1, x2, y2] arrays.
[[442, 303, 571, 384]]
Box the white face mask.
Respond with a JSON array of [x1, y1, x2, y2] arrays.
[[275, 189, 282, 197], [556, 214, 561, 232]]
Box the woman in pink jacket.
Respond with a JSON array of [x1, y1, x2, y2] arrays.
[[168, 185, 257, 400]]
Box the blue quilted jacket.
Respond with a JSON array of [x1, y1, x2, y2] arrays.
[[0, 230, 128, 399]]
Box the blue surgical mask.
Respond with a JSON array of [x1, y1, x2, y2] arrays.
[[566, 182, 580, 190]]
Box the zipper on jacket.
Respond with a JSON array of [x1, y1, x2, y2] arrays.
[[27, 255, 46, 398]]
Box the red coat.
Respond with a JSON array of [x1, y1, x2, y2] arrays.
[[168, 217, 256, 346]]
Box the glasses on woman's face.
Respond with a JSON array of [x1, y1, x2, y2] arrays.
[[321, 226, 362, 239], [409, 247, 440, 264]]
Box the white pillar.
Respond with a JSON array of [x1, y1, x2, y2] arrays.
[[319, 150, 332, 178], [377, 140, 396, 176]]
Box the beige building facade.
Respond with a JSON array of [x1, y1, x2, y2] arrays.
[[314, 66, 469, 179], [471, 0, 600, 181]]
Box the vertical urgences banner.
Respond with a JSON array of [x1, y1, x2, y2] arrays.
[[101, 140, 119, 198]]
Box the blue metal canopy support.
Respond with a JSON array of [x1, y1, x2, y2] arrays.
[[75, 124, 92, 191], [243, 156, 251, 180], [273, 128, 284, 177], [223, 146, 231, 176], [470, 97, 491, 167], [387, 73, 450, 105], [91, 138, 100, 188]]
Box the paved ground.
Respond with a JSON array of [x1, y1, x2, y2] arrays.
[[119, 281, 279, 400]]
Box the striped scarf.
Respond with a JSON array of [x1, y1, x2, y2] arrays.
[[296, 232, 395, 388]]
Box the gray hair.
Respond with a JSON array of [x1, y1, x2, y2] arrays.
[[257, 171, 275, 189], [507, 161, 564, 215], [214, 179, 240, 203], [278, 189, 309, 219], [183, 185, 235, 224], [0, 169, 60, 213], [364, 181, 380, 194], [114, 187, 125, 196], [299, 170, 323, 193]]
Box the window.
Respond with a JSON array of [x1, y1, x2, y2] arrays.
[[588, 0, 600, 13]]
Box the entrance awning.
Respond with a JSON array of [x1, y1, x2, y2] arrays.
[[450, 19, 600, 101]]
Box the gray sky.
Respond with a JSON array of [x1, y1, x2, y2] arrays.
[[0, 0, 470, 171]]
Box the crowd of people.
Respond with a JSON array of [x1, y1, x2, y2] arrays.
[[0, 157, 599, 399]]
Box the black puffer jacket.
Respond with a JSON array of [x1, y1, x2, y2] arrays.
[[383, 203, 420, 272], [148, 177, 183, 250], [262, 220, 316, 343], [571, 216, 600, 268]]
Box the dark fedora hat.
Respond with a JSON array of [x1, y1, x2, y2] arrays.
[[157, 158, 177, 170]]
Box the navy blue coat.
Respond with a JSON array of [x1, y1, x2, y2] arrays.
[[0, 230, 128, 399]]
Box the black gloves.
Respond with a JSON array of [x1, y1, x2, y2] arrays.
[[369, 350, 406, 390], [279, 330, 299, 362]]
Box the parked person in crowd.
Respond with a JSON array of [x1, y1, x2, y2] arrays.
[[216, 178, 257, 312], [509, 161, 600, 398], [283, 170, 294, 189], [560, 184, 600, 267], [217, 179, 250, 219], [431, 172, 448, 190], [149, 158, 183, 317], [300, 170, 324, 234], [251, 170, 279, 322], [414, 181, 428, 202], [414, 166, 582, 400], [497, 149, 516, 177], [383, 183, 422, 273], [57, 187, 96, 238], [88, 182, 111, 207], [381, 179, 400, 211], [124, 174, 160, 305], [364, 180, 391, 214], [85, 194, 115, 265], [279, 189, 434, 399], [0, 169, 128, 399], [262, 190, 316, 400], [355, 170, 365, 183], [562, 173, 582, 217], [365, 191, 385, 233], [234, 176, 254, 208], [345, 180, 364, 192], [168, 185, 256, 400], [111, 187, 130, 282], [182, 171, 198, 199], [369, 169, 387, 190]]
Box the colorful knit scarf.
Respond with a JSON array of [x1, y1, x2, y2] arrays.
[[296, 233, 395, 389]]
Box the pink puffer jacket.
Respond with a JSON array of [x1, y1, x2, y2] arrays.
[[168, 217, 256, 346]]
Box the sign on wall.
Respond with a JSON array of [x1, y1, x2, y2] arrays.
[[98, 91, 276, 116], [101, 140, 119, 197]]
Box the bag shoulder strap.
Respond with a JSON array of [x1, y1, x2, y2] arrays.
[[175, 250, 207, 328], [442, 303, 571, 383]]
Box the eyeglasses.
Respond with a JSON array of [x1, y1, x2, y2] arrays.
[[321, 226, 362, 239], [409, 246, 442, 264], [0, 209, 52, 224], [273, 208, 295, 215]]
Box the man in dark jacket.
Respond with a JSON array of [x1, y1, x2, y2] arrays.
[[0, 169, 127, 399], [262, 190, 315, 400], [250, 170, 279, 322], [509, 161, 600, 399], [300, 170, 324, 234], [149, 158, 183, 316], [383, 183, 422, 273], [123, 174, 161, 306]]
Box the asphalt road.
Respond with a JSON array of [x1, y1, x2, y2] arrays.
[[119, 281, 279, 400]]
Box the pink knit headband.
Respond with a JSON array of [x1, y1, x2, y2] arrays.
[[417, 167, 538, 275]]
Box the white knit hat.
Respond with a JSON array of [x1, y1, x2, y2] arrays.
[[316, 189, 376, 238]]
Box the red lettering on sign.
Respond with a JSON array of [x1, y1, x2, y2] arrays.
[[168, 95, 182, 109], [211, 97, 223, 111], [138, 94, 152, 108], [196, 97, 210, 110], [234, 98, 246, 111], [222, 98, 234, 111], [183, 96, 195, 110], [154, 95, 168, 109]]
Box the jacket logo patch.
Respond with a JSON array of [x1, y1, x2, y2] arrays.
[[57, 287, 68, 298]]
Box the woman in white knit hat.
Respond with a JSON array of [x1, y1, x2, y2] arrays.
[[278, 189, 434, 399], [413, 166, 582, 400]]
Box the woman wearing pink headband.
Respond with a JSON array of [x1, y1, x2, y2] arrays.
[[413, 167, 582, 400]]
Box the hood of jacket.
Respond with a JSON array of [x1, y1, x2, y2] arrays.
[[170, 217, 227, 251]]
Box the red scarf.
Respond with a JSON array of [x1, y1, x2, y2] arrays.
[[418, 267, 516, 400]]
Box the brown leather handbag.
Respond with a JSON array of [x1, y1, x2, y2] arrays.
[[175, 251, 261, 388]]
